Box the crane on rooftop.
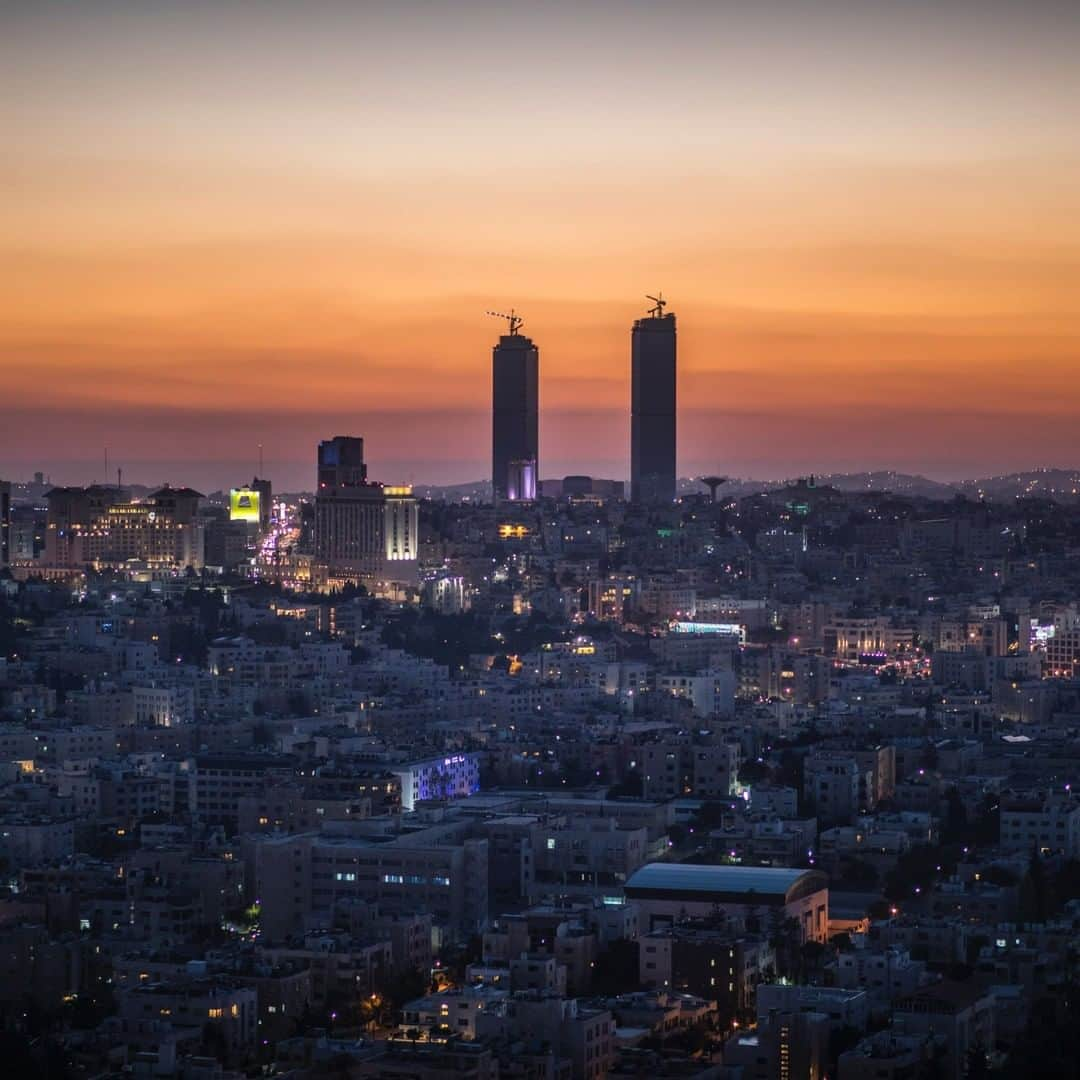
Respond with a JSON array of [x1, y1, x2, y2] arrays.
[[487, 309, 523, 335], [646, 293, 667, 318]]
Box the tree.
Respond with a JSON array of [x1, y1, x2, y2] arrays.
[[1019, 849, 1055, 922], [380, 968, 428, 1015], [738, 760, 770, 785], [840, 857, 879, 887], [884, 843, 959, 902], [800, 940, 828, 982], [200, 1021, 229, 1065], [964, 1043, 989, 1079], [668, 824, 689, 848], [607, 770, 643, 798], [973, 793, 999, 846], [591, 940, 640, 996], [768, 914, 803, 981], [942, 788, 968, 843], [1054, 859, 1080, 906], [828, 1024, 862, 1066], [981, 865, 1018, 888]]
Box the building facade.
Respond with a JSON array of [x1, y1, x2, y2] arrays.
[[45, 485, 205, 570], [0, 479, 10, 567], [492, 331, 539, 503], [314, 437, 419, 584], [630, 305, 676, 504]]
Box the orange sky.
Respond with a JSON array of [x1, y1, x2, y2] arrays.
[[3, 1, 1079, 487]]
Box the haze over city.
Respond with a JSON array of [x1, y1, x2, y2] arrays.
[[9, 4, 1080, 1079], [4, 0, 1080, 487]]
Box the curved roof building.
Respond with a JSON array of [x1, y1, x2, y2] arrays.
[[625, 863, 827, 906], [625, 863, 829, 941]]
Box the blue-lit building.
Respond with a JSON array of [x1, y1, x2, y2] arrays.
[[391, 753, 483, 811]]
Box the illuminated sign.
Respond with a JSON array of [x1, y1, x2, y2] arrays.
[[230, 488, 261, 523], [672, 621, 742, 636], [383, 486, 413, 497], [498, 524, 530, 539]]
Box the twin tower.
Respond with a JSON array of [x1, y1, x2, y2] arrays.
[[491, 299, 677, 504]]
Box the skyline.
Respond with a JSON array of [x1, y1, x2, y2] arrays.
[[4, 0, 1080, 487]]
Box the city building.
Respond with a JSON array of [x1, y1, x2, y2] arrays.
[[491, 319, 539, 503], [624, 863, 828, 941], [229, 475, 272, 532], [314, 436, 419, 585], [638, 923, 772, 1017], [45, 484, 205, 570], [392, 753, 482, 811], [892, 982, 995, 1080], [999, 789, 1080, 858], [630, 297, 676, 503], [0, 479, 10, 567]]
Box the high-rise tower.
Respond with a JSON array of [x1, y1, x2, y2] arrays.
[[630, 295, 677, 503], [317, 436, 367, 491], [313, 436, 418, 585], [489, 310, 539, 503], [0, 480, 10, 568]]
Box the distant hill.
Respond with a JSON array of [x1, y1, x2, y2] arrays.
[[405, 468, 1080, 504], [957, 469, 1080, 502], [677, 472, 958, 500], [681, 469, 1080, 504], [414, 480, 492, 501], [815, 471, 961, 499]]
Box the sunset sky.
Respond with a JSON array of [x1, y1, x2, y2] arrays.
[[3, 0, 1079, 489]]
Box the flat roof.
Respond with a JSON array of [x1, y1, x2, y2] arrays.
[[625, 863, 827, 905]]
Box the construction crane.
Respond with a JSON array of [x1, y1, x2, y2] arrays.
[[646, 293, 667, 318], [486, 309, 523, 335]]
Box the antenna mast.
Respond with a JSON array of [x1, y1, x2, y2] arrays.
[[645, 293, 667, 318], [486, 309, 524, 336]]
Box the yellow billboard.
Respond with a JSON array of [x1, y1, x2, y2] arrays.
[[230, 488, 261, 523]]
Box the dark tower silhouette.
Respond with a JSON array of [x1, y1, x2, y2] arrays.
[[0, 480, 10, 568], [489, 310, 539, 502], [631, 295, 677, 503], [317, 436, 367, 491]]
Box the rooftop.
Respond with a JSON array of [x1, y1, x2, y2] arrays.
[[625, 862, 826, 903]]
